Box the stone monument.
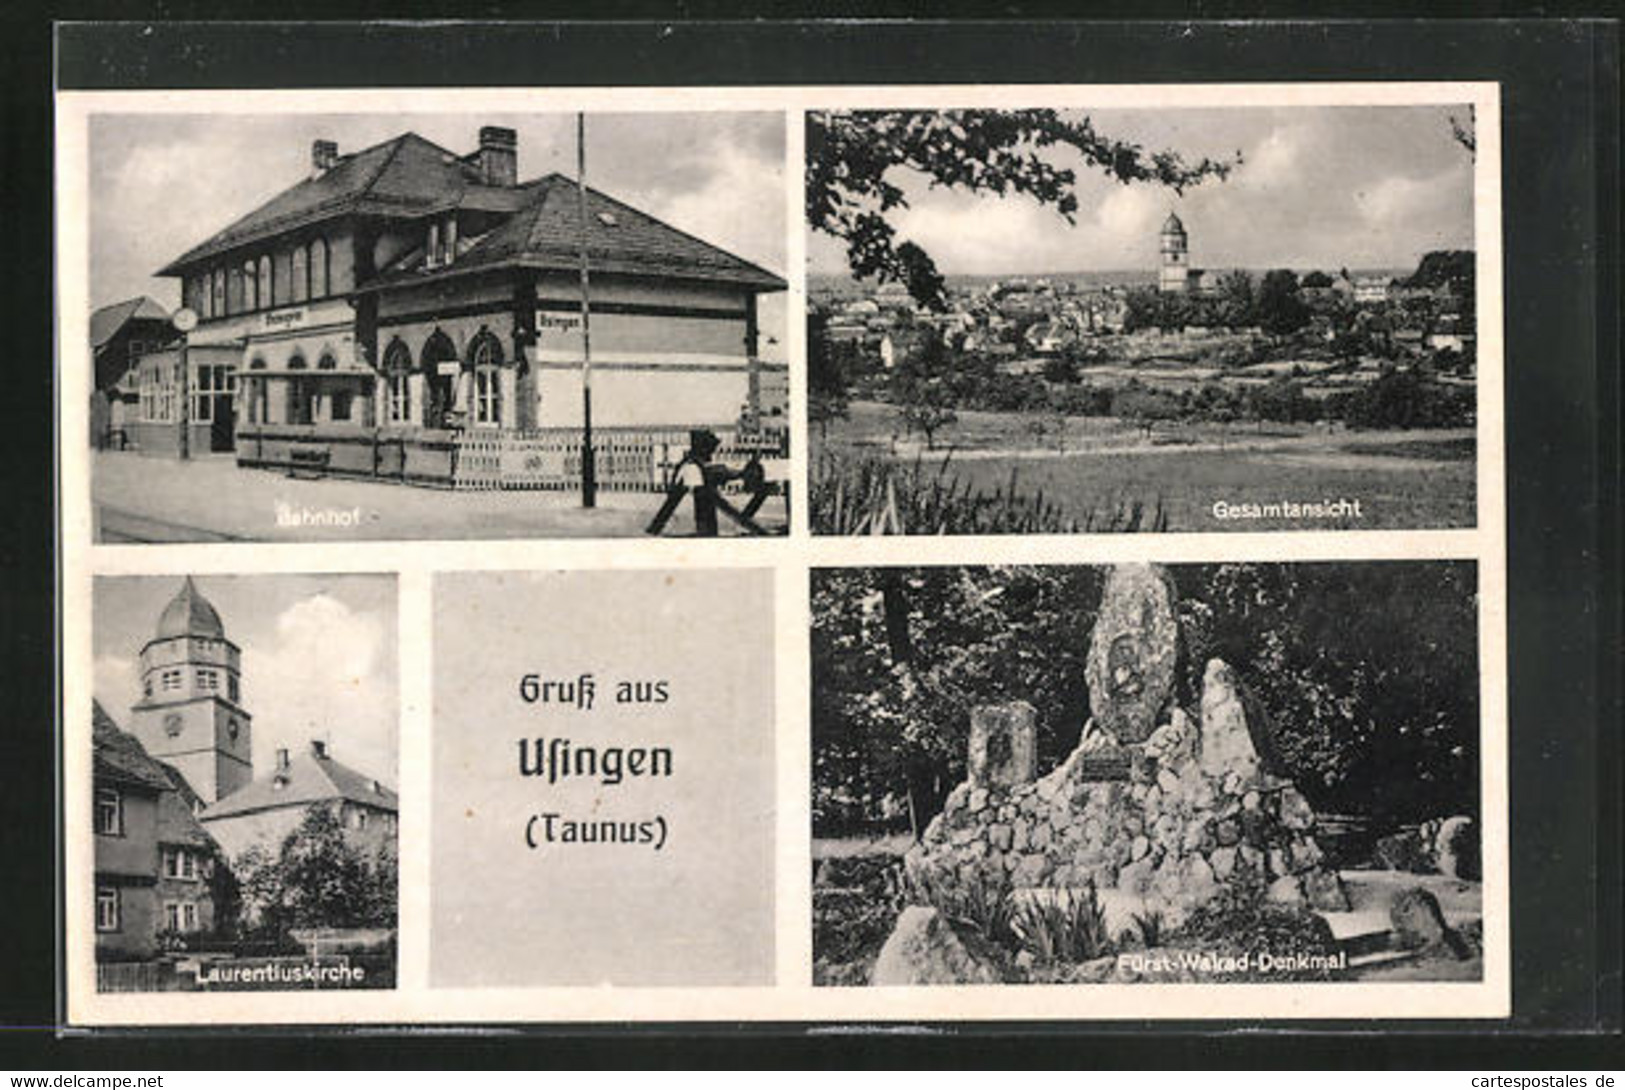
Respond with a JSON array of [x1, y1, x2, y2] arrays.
[[1084, 564, 1180, 746], [899, 562, 1348, 939], [968, 703, 1038, 788]]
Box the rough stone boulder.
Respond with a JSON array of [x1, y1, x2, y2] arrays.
[[1199, 659, 1262, 780], [869, 906, 1001, 986], [1432, 816, 1479, 881], [1085, 564, 1180, 745], [1389, 886, 1469, 960]]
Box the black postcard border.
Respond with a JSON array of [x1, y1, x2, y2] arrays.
[[8, 15, 1619, 1067]]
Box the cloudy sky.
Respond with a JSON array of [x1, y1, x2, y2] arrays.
[[807, 105, 1476, 278], [88, 111, 787, 356], [94, 574, 398, 788]]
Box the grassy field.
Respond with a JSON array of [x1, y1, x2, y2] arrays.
[[815, 402, 1476, 533]]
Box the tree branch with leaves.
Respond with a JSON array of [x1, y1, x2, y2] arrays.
[[807, 109, 1239, 310]]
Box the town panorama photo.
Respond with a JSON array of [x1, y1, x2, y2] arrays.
[[807, 105, 1481, 535]]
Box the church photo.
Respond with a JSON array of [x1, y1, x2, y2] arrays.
[[90, 573, 399, 991]]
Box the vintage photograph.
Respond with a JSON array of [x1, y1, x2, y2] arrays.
[[808, 105, 1482, 533], [91, 574, 399, 991], [84, 110, 788, 541], [811, 562, 1483, 985]]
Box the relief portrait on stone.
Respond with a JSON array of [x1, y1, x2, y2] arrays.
[[809, 561, 1482, 986]]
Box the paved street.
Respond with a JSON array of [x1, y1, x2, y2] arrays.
[[92, 452, 787, 542]]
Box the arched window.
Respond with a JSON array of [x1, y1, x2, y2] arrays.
[[382, 339, 413, 424], [309, 238, 328, 298], [469, 331, 504, 427], [257, 256, 272, 310], [212, 268, 226, 319], [243, 260, 257, 310], [291, 245, 308, 304], [316, 352, 337, 370], [420, 330, 459, 429]]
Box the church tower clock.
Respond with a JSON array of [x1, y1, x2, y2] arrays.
[[127, 577, 253, 804]]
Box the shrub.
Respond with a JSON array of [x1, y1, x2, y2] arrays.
[[811, 851, 908, 986], [1177, 866, 1341, 981]]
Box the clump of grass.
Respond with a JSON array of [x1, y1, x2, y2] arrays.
[[810, 449, 1166, 535], [1010, 881, 1113, 965], [1131, 908, 1166, 949], [906, 867, 1018, 951]]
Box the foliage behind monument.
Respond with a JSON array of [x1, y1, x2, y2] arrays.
[[811, 563, 1478, 837]]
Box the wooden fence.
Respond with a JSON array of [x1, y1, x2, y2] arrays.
[[97, 960, 184, 993], [452, 426, 787, 493]]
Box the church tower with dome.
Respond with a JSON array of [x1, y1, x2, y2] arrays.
[[1159, 210, 1190, 294], [127, 577, 253, 804]]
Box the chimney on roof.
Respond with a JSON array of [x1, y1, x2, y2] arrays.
[[312, 139, 339, 176], [477, 126, 517, 187], [310, 739, 328, 759], [276, 748, 290, 771]]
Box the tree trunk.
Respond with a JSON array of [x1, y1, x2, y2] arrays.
[[879, 569, 913, 666]]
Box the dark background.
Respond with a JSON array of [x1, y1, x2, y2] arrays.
[[3, 14, 1619, 1069]]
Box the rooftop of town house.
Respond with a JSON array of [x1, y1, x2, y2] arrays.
[[93, 701, 217, 849], [158, 132, 488, 274], [362, 172, 786, 294], [158, 131, 786, 294], [200, 740, 398, 821], [90, 296, 170, 351]]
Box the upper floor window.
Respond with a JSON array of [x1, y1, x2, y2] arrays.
[[291, 245, 308, 304], [243, 259, 258, 310], [257, 256, 273, 310], [161, 668, 182, 691], [309, 238, 329, 299], [211, 267, 226, 319], [94, 787, 122, 836], [228, 674, 240, 702], [162, 847, 199, 881], [425, 217, 457, 268]]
